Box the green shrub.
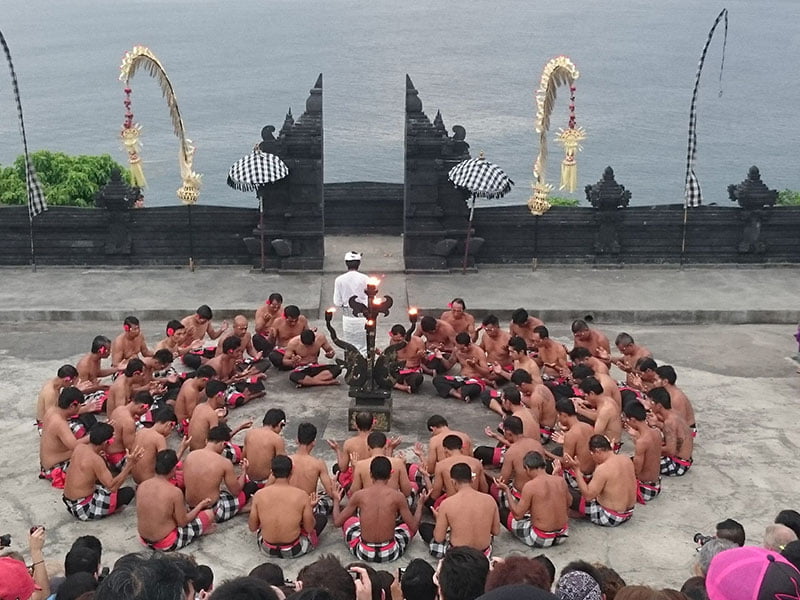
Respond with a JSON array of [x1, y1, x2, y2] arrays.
[[548, 196, 580, 207], [777, 189, 800, 206]]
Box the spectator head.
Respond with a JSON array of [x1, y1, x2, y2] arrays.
[[290, 590, 335, 600], [208, 577, 278, 600], [344, 563, 381, 600], [478, 585, 559, 600], [196, 565, 214, 593], [781, 540, 800, 571], [249, 563, 285, 588], [533, 555, 556, 590], [776, 510, 800, 539], [679, 577, 708, 600], [437, 546, 490, 600], [94, 554, 185, 600], [0, 556, 39, 600], [57, 572, 98, 600], [71, 536, 102, 562], [65, 544, 101, 577], [401, 559, 437, 600], [296, 555, 355, 600], [705, 546, 800, 600], [592, 564, 626, 600], [484, 556, 551, 592], [556, 563, 602, 600], [695, 538, 737, 577], [715, 518, 746, 547], [764, 524, 798, 552]]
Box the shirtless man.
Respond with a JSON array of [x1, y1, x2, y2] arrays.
[[206, 336, 266, 405], [181, 304, 228, 343], [39, 388, 90, 485], [413, 414, 473, 476], [268, 305, 310, 370], [154, 320, 195, 357], [332, 456, 427, 562], [531, 326, 568, 378], [571, 364, 621, 410], [253, 292, 283, 355], [174, 364, 216, 429], [497, 336, 542, 384], [249, 455, 324, 559], [137, 449, 216, 551], [485, 416, 546, 507], [655, 365, 696, 436], [188, 380, 252, 452], [105, 391, 154, 470], [495, 451, 571, 547], [432, 332, 491, 403], [568, 346, 610, 376], [327, 411, 373, 490], [111, 316, 152, 368], [76, 336, 116, 391], [509, 309, 544, 350], [550, 398, 595, 488], [563, 435, 637, 527], [622, 401, 663, 503], [571, 319, 611, 360], [609, 332, 653, 387], [105, 358, 145, 416], [575, 377, 622, 450], [429, 435, 488, 502], [215, 315, 262, 364], [289, 423, 335, 515], [510, 370, 557, 444], [284, 329, 341, 387], [62, 423, 141, 521], [132, 406, 191, 484], [386, 324, 425, 394], [415, 315, 457, 375], [440, 298, 477, 340], [183, 424, 255, 522], [484, 386, 540, 442], [479, 315, 512, 381], [350, 432, 413, 498], [628, 357, 660, 393], [427, 462, 499, 558], [243, 408, 287, 487], [648, 387, 694, 476], [35, 365, 99, 432]]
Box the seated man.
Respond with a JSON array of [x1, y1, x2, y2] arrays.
[[432, 332, 491, 403], [494, 336, 542, 384], [570, 364, 621, 409], [654, 365, 696, 436], [509, 309, 544, 351], [253, 292, 283, 355], [243, 408, 287, 488], [188, 379, 252, 460], [414, 415, 473, 476], [569, 346, 610, 376], [575, 377, 622, 450], [62, 423, 141, 520], [512, 370, 557, 444], [39, 388, 91, 487], [474, 414, 544, 476], [105, 358, 146, 416], [132, 406, 190, 485], [332, 456, 427, 562], [174, 365, 216, 430], [622, 401, 663, 503], [289, 422, 335, 515], [216, 315, 270, 374], [495, 451, 571, 547], [478, 315, 511, 380], [609, 332, 652, 388], [550, 398, 596, 488], [386, 324, 425, 394], [206, 336, 266, 406], [440, 297, 476, 340], [284, 329, 342, 388], [181, 304, 228, 344], [428, 435, 488, 505], [154, 320, 195, 357], [111, 316, 152, 369], [415, 315, 457, 376], [563, 435, 637, 527], [136, 449, 216, 551], [425, 462, 499, 558], [249, 455, 326, 558], [327, 411, 373, 490], [76, 335, 116, 392], [105, 391, 154, 470], [350, 432, 413, 498], [570, 319, 611, 361], [267, 305, 310, 370], [183, 424, 255, 522], [531, 326, 568, 378], [35, 365, 99, 435], [648, 387, 694, 476]]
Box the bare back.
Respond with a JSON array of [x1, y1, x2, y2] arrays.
[[436, 488, 499, 550]]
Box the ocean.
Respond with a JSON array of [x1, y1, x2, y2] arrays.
[[1, 0, 798, 208]]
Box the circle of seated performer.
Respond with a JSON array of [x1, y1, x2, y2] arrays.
[[268, 305, 310, 370], [415, 316, 456, 376], [181, 304, 228, 345], [136, 449, 216, 551], [387, 324, 425, 394], [432, 332, 491, 403], [427, 435, 488, 508], [622, 401, 663, 503], [62, 423, 142, 521], [285, 329, 342, 388], [647, 386, 694, 476], [76, 335, 116, 394], [254, 293, 283, 356], [289, 422, 335, 516], [249, 455, 327, 558], [332, 455, 427, 563], [39, 388, 91, 487], [563, 435, 637, 527], [571, 319, 611, 361], [243, 408, 287, 489], [440, 298, 476, 340], [206, 336, 266, 406], [495, 451, 570, 548], [509, 309, 544, 351], [36, 366, 99, 436]]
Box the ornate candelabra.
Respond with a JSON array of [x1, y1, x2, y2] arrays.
[[325, 277, 418, 430]]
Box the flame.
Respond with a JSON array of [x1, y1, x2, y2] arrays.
[[326, 306, 336, 314], [367, 277, 381, 287], [408, 307, 418, 316]]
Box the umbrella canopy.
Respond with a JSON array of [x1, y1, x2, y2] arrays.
[[227, 150, 289, 192], [448, 154, 514, 199]]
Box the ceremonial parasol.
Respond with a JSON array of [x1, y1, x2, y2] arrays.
[[448, 152, 514, 272], [227, 149, 289, 271]]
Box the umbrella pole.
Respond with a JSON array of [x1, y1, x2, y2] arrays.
[[462, 195, 476, 273], [187, 203, 195, 272], [680, 206, 688, 269], [259, 193, 265, 273]]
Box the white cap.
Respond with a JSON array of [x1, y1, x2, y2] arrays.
[[344, 251, 362, 261]]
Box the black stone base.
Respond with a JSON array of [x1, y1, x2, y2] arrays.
[[347, 391, 393, 431]]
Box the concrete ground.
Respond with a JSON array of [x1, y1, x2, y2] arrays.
[[1, 235, 799, 589]]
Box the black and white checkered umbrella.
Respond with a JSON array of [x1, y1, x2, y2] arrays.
[[448, 155, 514, 201], [226, 150, 289, 192]]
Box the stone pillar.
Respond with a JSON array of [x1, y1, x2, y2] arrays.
[[94, 168, 134, 256], [727, 166, 777, 254], [585, 166, 631, 255]]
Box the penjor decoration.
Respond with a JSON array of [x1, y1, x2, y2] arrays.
[[530, 56, 585, 215], [118, 46, 202, 205]]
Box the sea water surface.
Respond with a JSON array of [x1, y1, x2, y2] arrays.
[[0, 1, 798, 208]]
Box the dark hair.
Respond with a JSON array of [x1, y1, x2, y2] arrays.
[[647, 387, 672, 409], [421, 316, 437, 332], [94, 553, 185, 600], [481, 314, 499, 327], [623, 401, 647, 422], [533, 555, 556, 589], [390, 324, 406, 336], [569, 346, 592, 361], [781, 540, 800, 572], [455, 332, 471, 345], [205, 379, 227, 399], [208, 577, 277, 600], [132, 390, 154, 406], [369, 456, 391, 481], [297, 554, 356, 600], [272, 455, 292, 479], [400, 559, 437, 600], [58, 364, 79, 379], [367, 431, 387, 449], [508, 336, 527, 354], [195, 565, 214, 593], [579, 376, 603, 396], [297, 422, 317, 445], [300, 329, 316, 345], [438, 546, 489, 600], [716, 518, 747, 546], [451, 298, 466, 309], [556, 397, 576, 416], [450, 462, 472, 484], [248, 562, 285, 587], [268, 293, 283, 304], [655, 365, 678, 385], [571, 364, 595, 380], [155, 449, 179, 475], [345, 260, 361, 270], [283, 305, 300, 319], [89, 423, 114, 445], [71, 536, 102, 559], [593, 564, 627, 600], [222, 336, 242, 354], [680, 576, 709, 600], [571, 319, 589, 333], [57, 572, 98, 600], [427, 414, 448, 429], [484, 556, 551, 592], [263, 408, 287, 427], [197, 365, 217, 379], [59, 387, 85, 409], [343, 563, 381, 600], [123, 316, 140, 328], [354, 412, 373, 431], [92, 335, 112, 353], [124, 358, 145, 378], [510, 369, 532, 385], [523, 451, 546, 470], [149, 351, 172, 369], [154, 406, 177, 424], [501, 385, 522, 405], [208, 424, 232, 443], [197, 305, 213, 320], [65, 545, 100, 577], [442, 434, 464, 451], [165, 320, 184, 336], [511, 309, 528, 325], [588, 434, 612, 452], [502, 415, 523, 436], [533, 325, 549, 339], [615, 332, 634, 347], [636, 357, 658, 372]]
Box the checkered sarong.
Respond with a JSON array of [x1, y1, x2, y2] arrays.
[[580, 498, 633, 527], [258, 531, 317, 558], [222, 442, 243, 465], [637, 479, 661, 504], [563, 468, 592, 490], [314, 492, 333, 516], [497, 485, 521, 510], [225, 385, 247, 408], [344, 517, 410, 563], [213, 490, 245, 522], [660, 455, 692, 477], [140, 511, 213, 551], [540, 424, 555, 445], [39, 460, 69, 489], [430, 539, 492, 559], [507, 516, 568, 548], [62, 486, 118, 521]]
